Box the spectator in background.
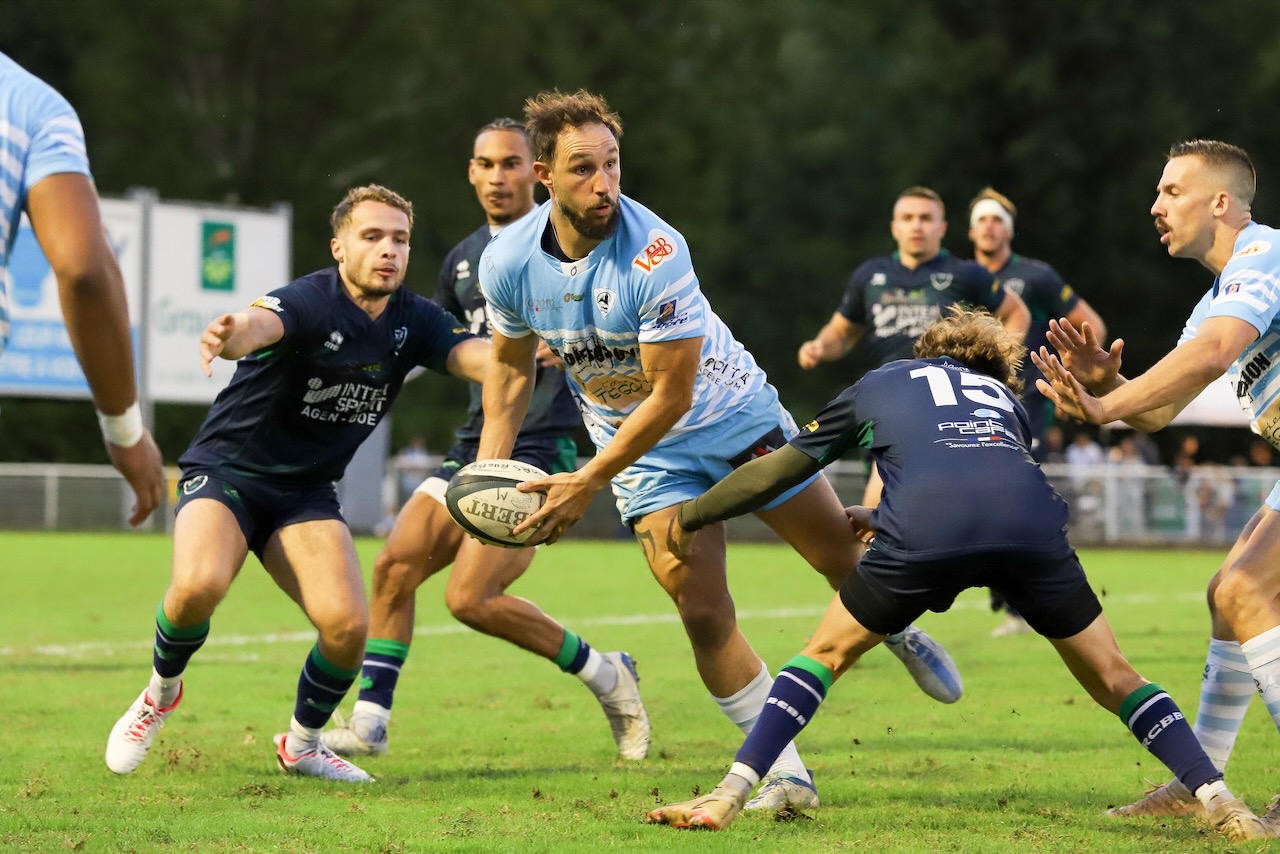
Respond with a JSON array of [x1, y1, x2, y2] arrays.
[[1040, 425, 1067, 463], [1108, 435, 1150, 538], [1066, 430, 1105, 488], [393, 435, 432, 505], [0, 52, 164, 525], [1249, 438, 1276, 467]]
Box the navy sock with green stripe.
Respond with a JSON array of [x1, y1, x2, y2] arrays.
[[295, 644, 360, 729], [355, 639, 410, 710], [734, 656, 833, 777], [152, 602, 209, 678], [553, 629, 591, 673], [1120, 682, 1222, 794]]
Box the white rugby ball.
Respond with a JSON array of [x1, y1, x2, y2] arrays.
[[445, 459, 548, 548]]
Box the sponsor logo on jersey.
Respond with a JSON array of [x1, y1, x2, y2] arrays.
[[180, 475, 208, 495], [1061, 284, 1075, 301], [871, 273, 887, 285], [1233, 239, 1272, 259], [394, 327, 408, 351], [930, 272, 954, 291], [654, 298, 691, 330], [563, 292, 585, 302], [558, 334, 638, 369], [1224, 282, 1242, 295], [804, 420, 819, 432], [324, 330, 345, 351], [456, 259, 471, 280], [971, 408, 1003, 419], [1236, 351, 1272, 400], [594, 289, 614, 318], [1001, 277, 1025, 296], [632, 231, 677, 274], [527, 297, 559, 313], [250, 295, 283, 313], [300, 377, 390, 425]]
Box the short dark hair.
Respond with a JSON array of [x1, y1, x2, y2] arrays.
[[914, 306, 1025, 394], [523, 89, 623, 165], [1168, 139, 1256, 207], [477, 116, 528, 139], [330, 184, 414, 235], [896, 186, 945, 218]]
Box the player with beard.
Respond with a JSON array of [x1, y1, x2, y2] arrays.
[[104, 185, 489, 782], [322, 120, 650, 762], [475, 89, 963, 814]]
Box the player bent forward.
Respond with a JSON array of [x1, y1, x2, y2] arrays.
[[645, 308, 1272, 840], [104, 185, 489, 782]]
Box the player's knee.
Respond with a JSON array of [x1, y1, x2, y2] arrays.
[[166, 572, 231, 619], [1213, 565, 1266, 619], [445, 585, 495, 630], [371, 553, 422, 604], [1205, 570, 1224, 617], [316, 609, 369, 656]]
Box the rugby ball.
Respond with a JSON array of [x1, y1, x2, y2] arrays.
[[445, 460, 548, 548]]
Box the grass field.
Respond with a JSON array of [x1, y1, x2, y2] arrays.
[[1, 532, 1277, 853]]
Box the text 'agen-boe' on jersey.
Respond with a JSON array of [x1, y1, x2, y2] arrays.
[[179, 267, 473, 485], [789, 355, 1070, 560]]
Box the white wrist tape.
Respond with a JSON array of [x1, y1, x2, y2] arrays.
[[98, 401, 145, 448]]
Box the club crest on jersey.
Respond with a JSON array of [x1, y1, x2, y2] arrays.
[[930, 273, 953, 291], [633, 230, 677, 274], [1001, 277, 1025, 296], [594, 289, 614, 318], [181, 475, 208, 496], [394, 327, 408, 351], [250, 295, 283, 313], [871, 273, 887, 285], [324, 330, 345, 351]]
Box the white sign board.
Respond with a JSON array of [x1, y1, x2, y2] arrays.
[[145, 202, 291, 403]]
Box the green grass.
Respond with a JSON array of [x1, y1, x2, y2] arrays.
[[0, 533, 1276, 852]]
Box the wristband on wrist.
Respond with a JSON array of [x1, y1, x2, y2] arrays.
[[97, 401, 145, 448]]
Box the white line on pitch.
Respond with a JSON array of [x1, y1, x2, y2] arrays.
[[0, 591, 1204, 660]]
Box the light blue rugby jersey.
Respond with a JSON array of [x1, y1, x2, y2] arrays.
[[0, 52, 92, 351], [480, 195, 769, 451], [1179, 221, 1280, 446]]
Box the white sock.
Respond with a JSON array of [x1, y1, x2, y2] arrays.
[[351, 699, 391, 725], [148, 669, 182, 709], [728, 762, 761, 788], [1193, 778, 1232, 808], [576, 648, 618, 695], [714, 662, 810, 784], [1240, 625, 1280, 733], [1192, 638, 1253, 771], [285, 716, 323, 755]]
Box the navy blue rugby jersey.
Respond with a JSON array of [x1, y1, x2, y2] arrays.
[[992, 253, 1077, 379], [434, 223, 579, 443], [180, 268, 472, 485], [837, 251, 1003, 369], [789, 356, 1070, 561]]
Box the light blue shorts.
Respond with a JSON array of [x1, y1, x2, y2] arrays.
[[610, 393, 819, 523], [1265, 480, 1280, 510]]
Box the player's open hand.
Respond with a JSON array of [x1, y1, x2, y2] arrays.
[[1044, 318, 1123, 391], [1031, 348, 1108, 424], [105, 429, 165, 526], [845, 505, 876, 543], [512, 470, 604, 545], [200, 313, 238, 377]]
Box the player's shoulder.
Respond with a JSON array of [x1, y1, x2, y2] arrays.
[[849, 254, 895, 282], [481, 203, 546, 277], [445, 223, 493, 263], [0, 53, 78, 127], [942, 253, 995, 281], [1226, 222, 1280, 273], [612, 195, 691, 279]]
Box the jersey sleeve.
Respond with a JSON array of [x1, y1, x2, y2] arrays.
[[478, 245, 532, 339], [411, 299, 474, 373], [1038, 265, 1079, 316], [836, 263, 874, 323], [434, 251, 463, 316], [634, 228, 704, 343], [248, 280, 326, 344], [788, 382, 874, 466], [23, 89, 91, 190], [1203, 240, 1280, 336], [1177, 290, 1215, 346]]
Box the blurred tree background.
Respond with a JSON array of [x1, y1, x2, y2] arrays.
[[4, 0, 1280, 462]]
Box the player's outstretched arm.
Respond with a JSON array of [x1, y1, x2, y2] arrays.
[[446, 337, 491, 385], [199, 307, 284, 376], [477, 330, 536, 461], [798, 312, 860, 369], [26, 173, 164, 526], [994, 288, 1031, 339], [1044, 317, 1124, 393]]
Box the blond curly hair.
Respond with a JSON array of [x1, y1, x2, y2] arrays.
[[913, 306, 1025, 394]]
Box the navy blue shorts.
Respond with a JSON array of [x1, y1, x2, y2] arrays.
[[431, 435, 578, 483], [174, 469, 345, 557], [840, 547, 1102, 639]]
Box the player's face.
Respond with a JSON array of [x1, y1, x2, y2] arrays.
[[542, 122, 621, 241], [890, 197, 946, 261], [469, 130, 536, 226], [330, 201, 411, 297], [969, 213, 1011, 255], [1151, 155, 1219, 260]]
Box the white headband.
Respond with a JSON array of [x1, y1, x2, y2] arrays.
[[970, 198, 1014, 231]]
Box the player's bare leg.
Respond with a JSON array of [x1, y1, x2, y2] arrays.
[[261, 520, 373, 782], [757, 475, 962, 704], [105, 499, 245, 774]]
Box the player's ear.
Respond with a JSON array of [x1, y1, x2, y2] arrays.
[[330, 236, 343, 263], [533, 161, 553, 190]]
